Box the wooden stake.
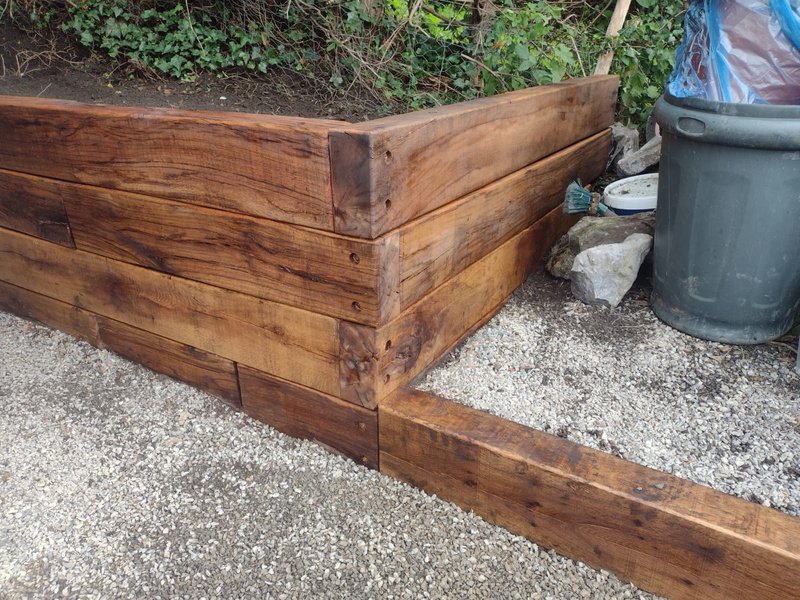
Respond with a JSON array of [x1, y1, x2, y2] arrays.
[[594, 0, 632, 76]]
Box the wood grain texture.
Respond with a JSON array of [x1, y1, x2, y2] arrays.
[[0, 168, 74, 247], [239, 365, 378, 469], [0, 279, 98, 345], [380, 388, 800, 600], [396, 130, 610, 316], [330, 76, 618, 238], [62, 180, 395, 324], [96, 316, 241, 406], [0, 95, 343, 229], [0, 227, 340, 394], [338, 206, 579, 408]]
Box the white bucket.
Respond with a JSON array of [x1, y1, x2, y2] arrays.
[[603, 173, 658, 215]]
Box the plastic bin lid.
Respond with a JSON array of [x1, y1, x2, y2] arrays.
[[603, 174, 659, 211]]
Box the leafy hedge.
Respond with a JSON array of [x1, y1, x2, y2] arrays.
[[3, 0, 685, 127]]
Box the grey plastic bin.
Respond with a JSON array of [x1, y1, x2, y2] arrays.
[[652, 93, 800, 344]]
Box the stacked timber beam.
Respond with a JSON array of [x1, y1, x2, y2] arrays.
[[2, 75, 799, 600]]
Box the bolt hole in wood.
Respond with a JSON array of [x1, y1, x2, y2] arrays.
[[352, 301, 362, 312], [383, 374, 390, 384], [385, 340, 392, 351], [349, 252, 360, 264], [384, 150, 392, 163], [385, 199, 391, 211]]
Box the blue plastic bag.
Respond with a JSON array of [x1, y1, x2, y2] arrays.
[[667, 0, 800, 104]]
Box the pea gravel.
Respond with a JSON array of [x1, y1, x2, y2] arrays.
[[418, 269, 800, 518], [0, 311, 662, 600]]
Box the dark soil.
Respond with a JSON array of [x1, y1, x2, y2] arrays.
[[0, 21, 384, 122]]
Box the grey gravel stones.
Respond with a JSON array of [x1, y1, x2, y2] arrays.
[[420, 270, 800, 518], [0, 311, 662, 599]]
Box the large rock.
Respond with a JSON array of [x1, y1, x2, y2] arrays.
[[545, 212, 655, 279], [569, 233, 653, 308], [616, 135, 662, 176]]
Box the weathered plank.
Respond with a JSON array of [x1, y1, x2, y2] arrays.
[[0, 227, 340, 395], [338, 206, 579, 408], [0, 168, 74, 247], [96, 316, 241, 407], [380, 388, 800, 600], [330, 75, 618, 238], [395, 130, 610, 316], [0, 279, 98, 345], [239, 365, 378, 469], [62, 180, 395, 324], [0, 95, 343, 229]]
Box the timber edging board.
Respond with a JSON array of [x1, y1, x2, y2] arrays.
[[379, 388, 800, 600]]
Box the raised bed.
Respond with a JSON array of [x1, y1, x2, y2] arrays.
[[7, 75, 792, 599], [0, 76, 615, 417]]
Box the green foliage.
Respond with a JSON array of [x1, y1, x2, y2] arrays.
[[3, 0, 686, 127], [60, 1, 299, 79], [614, 0, 685, 126]]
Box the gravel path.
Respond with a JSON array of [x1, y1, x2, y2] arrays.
[[0, 311, 661, 600], [419, 269, 800, 518]]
